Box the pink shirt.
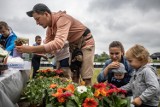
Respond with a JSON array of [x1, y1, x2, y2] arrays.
[[44, 11, 94, 52]]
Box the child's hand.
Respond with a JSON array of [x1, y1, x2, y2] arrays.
[[132, 97, 142, 106]]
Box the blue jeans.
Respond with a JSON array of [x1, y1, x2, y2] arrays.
[[59, 58, 70, 67]]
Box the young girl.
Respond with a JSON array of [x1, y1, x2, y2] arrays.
[[121, 44, 160, 107], [97, 41, 133, 88]]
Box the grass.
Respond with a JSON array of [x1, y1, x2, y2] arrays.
[[92, 68, 101, 84]]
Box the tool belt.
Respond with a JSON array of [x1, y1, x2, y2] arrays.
[[69, 28, 92, 52]]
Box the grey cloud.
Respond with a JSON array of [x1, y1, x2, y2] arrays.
[[88, 0, 130, 11], [1, 17, 44, 35], [86, 0, 160, 54], [133, 0, 160, 12], [124, 25, 160, 52], [88, 0, 160, 12], [106, 18, 133, 32]]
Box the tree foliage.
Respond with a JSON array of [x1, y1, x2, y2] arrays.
[[94, 52, 109, 62]]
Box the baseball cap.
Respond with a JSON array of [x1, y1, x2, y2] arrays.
[[26, 3, 51, 17], [112, 63, 127, 73]]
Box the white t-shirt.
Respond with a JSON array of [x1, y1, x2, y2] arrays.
[[55, 41, 70, 61]]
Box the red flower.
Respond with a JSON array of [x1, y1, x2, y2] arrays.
[[57, 92, 73, 103], [117, 88, 127, 95], [93, 83, 106, 89], [55, 69, 63, 74], [107, 83, 117, 89], [106, 88, 118, 96], [82, 98, 98, 107], [61, 92, 73, 97], [57, 96, 65, 103]]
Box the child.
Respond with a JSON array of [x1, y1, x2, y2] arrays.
[[97, 41, 133, 87], [111, 63, 128, 88], [54, 41, 72, 79], [32, 36, 48, 78], [121, 44, 160, 107], [0, 21, 17, 56]]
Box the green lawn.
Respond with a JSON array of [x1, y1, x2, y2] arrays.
[[92, 68, 101, 84]]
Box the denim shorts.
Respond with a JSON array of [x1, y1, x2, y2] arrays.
[[59, 58, 70, 67]]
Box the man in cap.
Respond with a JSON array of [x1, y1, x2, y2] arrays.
[[16, 3, 95, 85]]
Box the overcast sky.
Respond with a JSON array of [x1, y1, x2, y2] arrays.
[[0, 0, 160, 55]]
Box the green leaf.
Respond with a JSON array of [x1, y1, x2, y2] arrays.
[[66, 100, 78, 107], [103, 98, 112, 107], [70, 96, 80, 106], [119, 99, 128, 107], [46, 103, 53, 107]]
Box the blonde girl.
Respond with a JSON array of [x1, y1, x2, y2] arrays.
[[121, 44, 160, 107]]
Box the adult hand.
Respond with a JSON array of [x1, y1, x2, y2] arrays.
[[132, 97, 142, 106], [43, 55, 48, 60], [107, 61, 120, 70], [16, 45, 33, 53], [103, 62, 119, 76]]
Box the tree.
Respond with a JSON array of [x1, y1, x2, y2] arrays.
[[94, 52, 109, 62]]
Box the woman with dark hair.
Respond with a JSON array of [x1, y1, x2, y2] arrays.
[[97, 41, 133, 88]]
